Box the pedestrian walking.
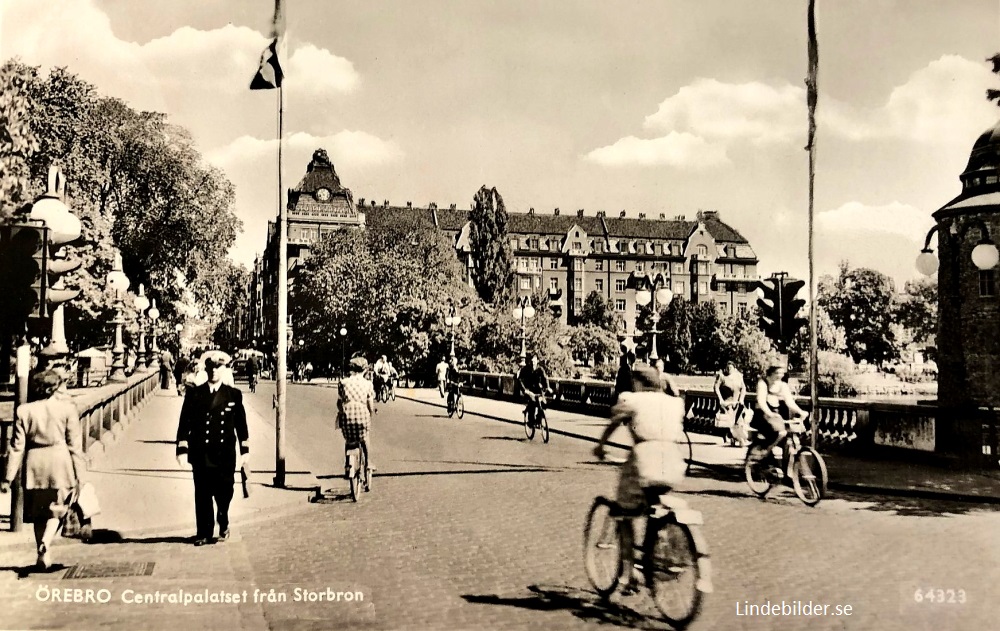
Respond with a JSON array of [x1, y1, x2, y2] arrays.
[[714, 361, 749, 447], [1, 368, 87, 569], [160, 348, 175, 389], [435, 356, 449, 397], [175, 351, 249, 546]]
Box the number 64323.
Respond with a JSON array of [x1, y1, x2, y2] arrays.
[[913, 588, 966, 604]]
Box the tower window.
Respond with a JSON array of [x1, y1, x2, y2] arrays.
[[980, 270, 996, 297]]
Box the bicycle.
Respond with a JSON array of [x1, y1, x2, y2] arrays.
[[523, 391, 551, 443], [446, 382, 465, 419], [744, 416, 828, 506], [344, 440, 372, 502], [584, 456, 712, 628]]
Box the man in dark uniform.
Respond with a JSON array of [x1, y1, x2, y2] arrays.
[[175, 351, 249, 546]]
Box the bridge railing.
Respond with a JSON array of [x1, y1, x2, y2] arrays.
[[457, 370, 996, 468]]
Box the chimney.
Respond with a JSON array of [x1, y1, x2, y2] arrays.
[[702, 210, 719, 221], [383, 200, 389, 207], [429, 202, 437, 210], [528, 207, 535, 215], [407, 201, 412, 209], [675, 214, 685, 221], [597, 211, 606, 218], [371, 200, 376, 207], [576, 209, 584, 218], [450, 203, 456, 210], [358, 198, 365, 207], [659, 213, 666, 220], [619, 210, 626, 218], [554, 208, 560, 216], [638, 213, 646, 220]]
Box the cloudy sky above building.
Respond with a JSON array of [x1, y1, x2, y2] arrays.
[[3, 0, 999, 286]]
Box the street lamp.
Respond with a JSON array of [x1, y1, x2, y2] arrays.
[[512, 296, 536, 366], [632, 273, 673, 361], [32, 167, 82, 361], [444, 301, 462, 358], [917, 219, 1000, 276], [339, 327, 347, 379], [134, 284, 150, 371], [105, 252, 130, 383], [175, 323, 184, 353], [147, 299, 160, 370]]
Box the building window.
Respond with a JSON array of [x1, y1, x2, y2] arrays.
[[520, 278, 530, 290], [615, 279, 626, 293], [700, 281, 708, 294], [595, 279, 604, 292], [595, 241, 604, 253], [989, 175, 999, 185], [574, 297, 583, 310], [738, 303, 748, 316], [574, 259, 583, 271], [615, 260, 627, 272], [572, 241, 582, 250], [980, 270, 996, 297], [510, 238, 519, 251], [736, 264, 745, 277], [675, 280, 685, 295], [575, 231, 581, 237], [549, 278, 559, 290], [549, 258, 559, 270], [615, 299, 627, 312], [697, 244, 708, 257], [595, 260, 604, 271], [574, 278, 583, 291], [738, 283, 746, 295], [534, 276, 541, 289], [699, 262, 708, 275], [635, 262, 645, 273], [529, 238, 538, 249], [674, 262, 684, 274]]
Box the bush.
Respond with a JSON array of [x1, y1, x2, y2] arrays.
[[893, 365, 937, 383], [799, 351, 861, 398], [588, 362, 619, 382]]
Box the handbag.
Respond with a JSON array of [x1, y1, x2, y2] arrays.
[[75, 482, 101, 519], [714, 406, 737, 429]]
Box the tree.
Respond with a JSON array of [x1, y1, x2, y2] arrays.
[[788, 302, 847, 370], [894, 277, 937, 346], [577, 291, 623, 331], [569, 324, 620, 367], [817, 261, 900, 367], [0, 59, 39, 221], [468, 186, 514, 304]]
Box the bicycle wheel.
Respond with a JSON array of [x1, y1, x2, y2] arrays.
[[456, 396, 465, 419], [524, 411, 535, 440], [683, 430, 693, 475], [744, 445, 773, 498], [348, 451, 359, 502], [389, 386, 396, 401], [791, 447, 828, 506], [646, 519, 703, 628], [361, 445, 371, 493], [447, 396, 456, 418], [540, 410, 550, 443], [583, 498, 628, 599]]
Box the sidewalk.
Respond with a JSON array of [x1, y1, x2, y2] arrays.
[[400, 388, 1000, 504], [0, 387, 321, 551]]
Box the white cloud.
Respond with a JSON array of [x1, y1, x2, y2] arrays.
[[817, 201, 934, 243], [644, 79, 805, 145], [1, 0, 359, 111], [584, 132, 729, 169], [587, 55, 999, 170]]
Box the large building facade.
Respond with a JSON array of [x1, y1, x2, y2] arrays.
[[245, 149, 760, 345]]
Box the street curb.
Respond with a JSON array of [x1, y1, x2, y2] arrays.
[[397, 393, 1000, 506]]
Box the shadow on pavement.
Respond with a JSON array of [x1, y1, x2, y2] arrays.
[[397, 458, 547, 469], [825, 492, 1000, 517], [462, 584, 669, 630], [0, 563, 70, 579], [682, 487, 759, 501], [371, 467, 554, 478], [135, 440, 177, 445], [481, 436, 530, 442], [82, 530, 195, 545]]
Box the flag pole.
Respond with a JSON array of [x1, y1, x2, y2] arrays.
[[806, 0, 819, 449], [274, 82, 287, 487]]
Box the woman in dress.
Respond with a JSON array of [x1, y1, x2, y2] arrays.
[[1, 369, 86, 569]]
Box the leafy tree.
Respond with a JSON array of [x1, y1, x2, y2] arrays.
[[569, 324, 619, 367], [894, 277, 937, 346], [0, 59, 39, 221], [787, 302, 848, 370], [468, 186, 514, 305], [817, 262, 900, 367], [577, 291, 623, 331]]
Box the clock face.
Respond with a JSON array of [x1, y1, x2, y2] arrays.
[[316, 188, 331, 202]]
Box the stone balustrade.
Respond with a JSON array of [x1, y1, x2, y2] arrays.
[[457, 370, 998, 468]]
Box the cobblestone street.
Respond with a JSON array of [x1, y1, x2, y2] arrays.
[[1, 383, 998, 630]]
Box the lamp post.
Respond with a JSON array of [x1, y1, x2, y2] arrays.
[[339, 327, 347, 380], [134, 284, 150, 371], [175, 323, 184, 353], [512, 296, 536, 366], [148, 299, 160, 370], [444, 301, 462, 358], [632, 273, 672, 362], [916, 219, 999, 277], [32, 167, 82, 362], [105, 253, 130, 383]]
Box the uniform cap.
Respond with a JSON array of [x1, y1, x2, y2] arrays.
[[202, 350, 232, 368]]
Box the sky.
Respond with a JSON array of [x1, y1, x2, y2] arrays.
[[3, 0, 999, 288]]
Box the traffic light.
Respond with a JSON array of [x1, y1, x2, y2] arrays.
[[755, 275, 808, 351], [0, 223, 49, 327]]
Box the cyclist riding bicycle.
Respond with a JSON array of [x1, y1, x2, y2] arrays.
[[337, 356, 376, 473], [516, 353, 550, 427], [444, 356, 462, 411], [247, 354, 260, 388], [751, 362, 807, 477], [593, 364, 688, 592], [372, 355, 391, 397]]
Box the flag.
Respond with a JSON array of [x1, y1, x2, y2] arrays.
[[250, 39, 283, 90], [250, 0, 285, 90], [805, 0, 818, 149]]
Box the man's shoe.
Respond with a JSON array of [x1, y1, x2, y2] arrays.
[[217, 529, 230, 542], [193, 537, 213, 547]]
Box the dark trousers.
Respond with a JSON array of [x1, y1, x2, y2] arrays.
[[192, 466, 235, 538]]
